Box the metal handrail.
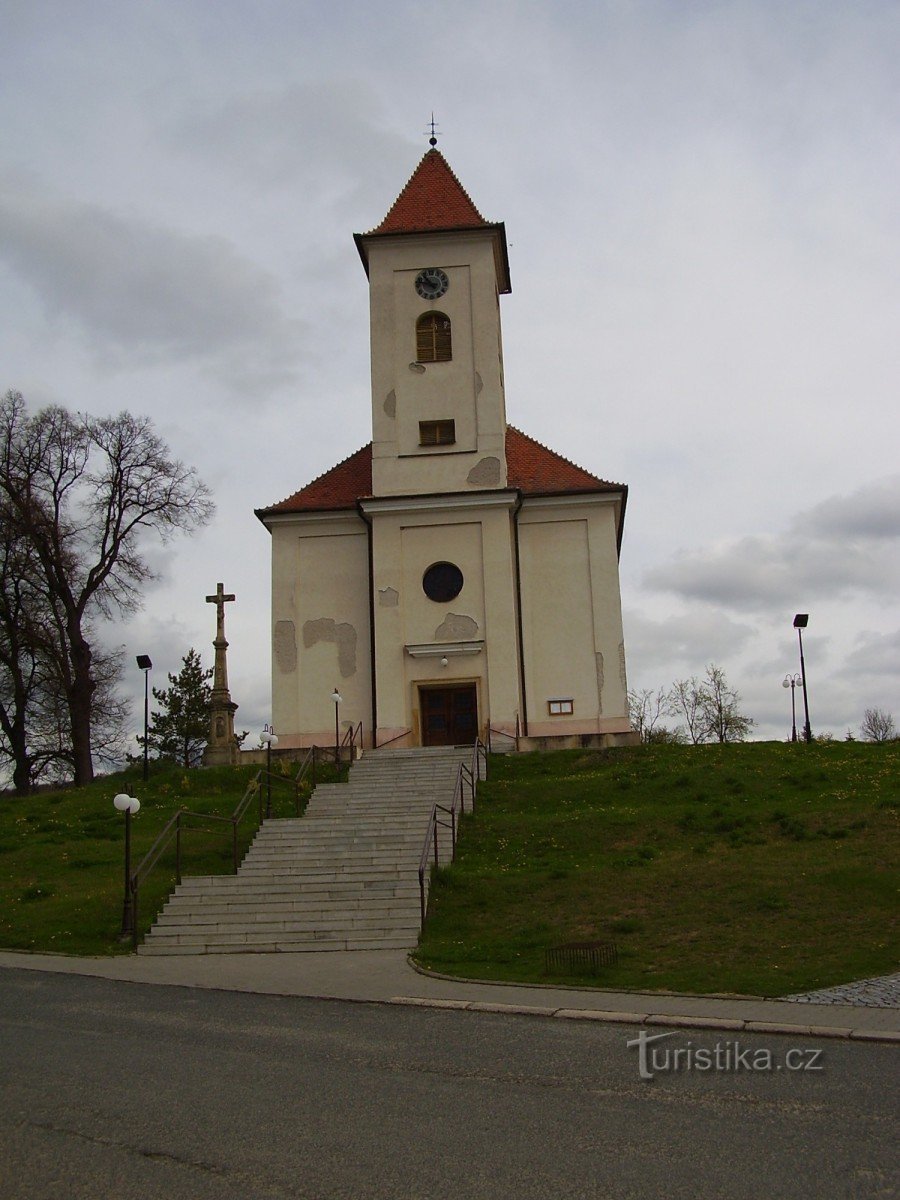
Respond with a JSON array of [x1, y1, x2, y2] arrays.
[[127, 767, 302, 949], [486, 717, 518, 754], [375, 727, 412, 750], [417, 740, 487, 928]]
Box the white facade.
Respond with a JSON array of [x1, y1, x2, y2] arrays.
[[258, 151, 634, 751]]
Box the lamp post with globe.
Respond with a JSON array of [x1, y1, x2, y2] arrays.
[[113, 793, 141, 938]]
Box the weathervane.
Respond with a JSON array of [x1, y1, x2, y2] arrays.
[[425, 113, 439, 148]]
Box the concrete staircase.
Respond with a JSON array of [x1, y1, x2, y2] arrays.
[[138, 746, 472, 955]]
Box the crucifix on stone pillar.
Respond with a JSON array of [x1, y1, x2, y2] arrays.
[[202, 582, 240, 766]]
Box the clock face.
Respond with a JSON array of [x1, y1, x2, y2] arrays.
[[415, 267, 449, 301]]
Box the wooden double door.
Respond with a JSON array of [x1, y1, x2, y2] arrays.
[[420, 684, 478, 747]]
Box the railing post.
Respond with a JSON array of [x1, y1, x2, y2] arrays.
[[419, 866, 426, 928], [433, 817, 439, 870], [131, 884, 139, 952], [232, 817, 238, 873], [175, 811, 182, 886]]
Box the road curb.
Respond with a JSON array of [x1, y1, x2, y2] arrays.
[[388, 995, 900, 1043]]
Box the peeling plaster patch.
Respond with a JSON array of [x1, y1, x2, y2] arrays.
[[274, 621, 297, 674], [618, 642, 628, 692], [383, 389, 396, 418], [595, 652, 605, 714], [435, 613, 479, 641], [378, 587, 399, 607], [474, 371, 483, 396], [467, 457, 501, 486], [303, 618, 358, 677]]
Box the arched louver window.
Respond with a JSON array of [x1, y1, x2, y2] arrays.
[[416, 312, 452, 363]]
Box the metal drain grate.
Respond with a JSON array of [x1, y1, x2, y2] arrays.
[[545, 941, 618, 975]]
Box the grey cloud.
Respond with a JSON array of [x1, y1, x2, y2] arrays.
[[624, 608, 758, 673], [793, 475, 900, 541], [0, 172, 304, 391], [168, 82, 411, 212], [839, 628, 900, 679], [645, 475, 900, 611]]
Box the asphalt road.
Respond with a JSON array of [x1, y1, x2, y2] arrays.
[[0, 968, 897, 1199]]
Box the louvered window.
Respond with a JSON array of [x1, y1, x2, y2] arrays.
[[416, 312, 452, 363], [419, 420, 456, 447]]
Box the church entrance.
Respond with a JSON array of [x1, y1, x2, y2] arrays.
[[419, 684, 478, 746]]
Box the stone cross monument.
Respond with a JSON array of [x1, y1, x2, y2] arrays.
[[202, 582, 239, 766]]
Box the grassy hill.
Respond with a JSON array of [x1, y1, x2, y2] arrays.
[[414, 741, 899, 996], [0, 760, 324, 956], [1, 742, 896, 997]]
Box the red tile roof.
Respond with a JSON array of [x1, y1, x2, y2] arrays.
[[256, 427, 623, 518], [370, 150, 488, 235], [506, 427, 621, 495]]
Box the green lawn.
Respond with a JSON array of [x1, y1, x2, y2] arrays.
[[414, 741, 899, 996], [2, 743, 897, 996], [0, 760, 330, 956]]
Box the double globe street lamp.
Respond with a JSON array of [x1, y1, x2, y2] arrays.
[[782, 674, 802, 743]]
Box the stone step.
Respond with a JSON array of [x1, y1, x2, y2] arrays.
[[154, 914, 419, 935], [158, 901, 416, 922], [173, 876, 420, 894], [140, 746, 474, 954], [138, 934, 416, 956]]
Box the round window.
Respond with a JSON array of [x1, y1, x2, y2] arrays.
[[422, 561, 464, 603]]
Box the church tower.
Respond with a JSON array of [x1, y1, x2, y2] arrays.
[[354, 150, 511, 498], [258, 145, 635, 752]]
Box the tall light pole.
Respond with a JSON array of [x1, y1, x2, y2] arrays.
[[782, 673, 802, 743], [136, 655, 152, 781], [331, 688, 342, 767], [793, 614, 812, 743], [114, 793, 141, 938]]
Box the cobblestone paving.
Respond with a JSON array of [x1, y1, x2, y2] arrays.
[[783, 972, 900, 1008]]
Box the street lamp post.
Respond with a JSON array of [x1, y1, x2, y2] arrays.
[[136, 655, 152, 782], [793, 614, 812, 743], [331, 688, 342, 767], [114, 793, 141, 938], [782, 673, 802, 743], [259, 725, 278, 818]]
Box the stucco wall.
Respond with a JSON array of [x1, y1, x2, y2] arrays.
[[518, 496, 630, 737], [269, 513, 371, 748], [365, 494, 522, 744]]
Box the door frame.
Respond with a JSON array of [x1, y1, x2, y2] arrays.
[[417, 680, 480, 747]]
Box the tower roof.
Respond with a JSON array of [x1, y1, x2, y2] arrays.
[[370, 149, 489, 235], [354, 149, 511, 292]]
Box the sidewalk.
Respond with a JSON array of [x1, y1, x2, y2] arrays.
[[1, 948, 897, 1042]]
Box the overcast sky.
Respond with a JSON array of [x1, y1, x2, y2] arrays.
[[2, 0, 897, 748]]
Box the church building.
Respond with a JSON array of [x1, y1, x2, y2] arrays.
[[256, 148, 635, 751]]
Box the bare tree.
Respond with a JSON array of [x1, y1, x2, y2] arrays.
[[0, 494, 55, 792], [627, 687, 669, 744], [699, 663, 754, 744], [860, 708, 896, 743], [666, 677, 709, 744], [0, 392, 214, 786]]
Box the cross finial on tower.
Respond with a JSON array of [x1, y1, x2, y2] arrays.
[[426, 113, 439, 148]]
